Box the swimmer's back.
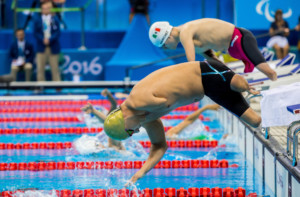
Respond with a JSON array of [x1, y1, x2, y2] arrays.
[[181, 18, 235, 51], [126, 61, 205, 112]]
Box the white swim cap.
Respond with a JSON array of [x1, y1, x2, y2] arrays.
[[149, 22, 173, 47]]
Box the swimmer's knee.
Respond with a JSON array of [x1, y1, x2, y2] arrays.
[[251, 116, 261, 128], [230, 75, 249, 92], [240, 109, 261, 128]]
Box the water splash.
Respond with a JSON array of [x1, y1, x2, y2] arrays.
[[73, 134, 105, 155], [73, 134, 147, 160], [218, 134, 237, 147], [173, 119, 208, 139], [196, 147, 218, 160], [77, 106, 108, 128], [13, 190, 58, 197], [123, 138, 147, 158]]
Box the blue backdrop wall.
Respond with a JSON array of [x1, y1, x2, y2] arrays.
[[235, 0, 300, 29], [3, 0, 299, 30], [3, 0, 234, 30]]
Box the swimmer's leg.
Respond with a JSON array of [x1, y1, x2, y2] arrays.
[[230, 74, 250, 93], [230, 74, 260, 95], [239, 108, 261, 128], [255, 62, 277, 81]]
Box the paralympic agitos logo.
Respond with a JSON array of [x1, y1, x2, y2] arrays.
[[256, 0, 292, 22]]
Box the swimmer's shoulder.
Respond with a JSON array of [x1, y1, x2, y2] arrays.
[[123, 89, 160, 111]]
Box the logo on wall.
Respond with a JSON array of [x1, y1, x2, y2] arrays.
[[62, 55, 103, 76], [256, 0, 292, 22]]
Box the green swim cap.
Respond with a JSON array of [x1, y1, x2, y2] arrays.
[[104, 108, 129, 141]]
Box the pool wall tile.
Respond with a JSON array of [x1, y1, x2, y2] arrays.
[[276, 160, 288, 197], [232, 116, 239, 136], [225, 111, 232, 133], [254, 138, 263, 177], [238, 121, 245, 155], [246, 128, 254, 164], [292, 176, 300, 197], [265, 148, 275, 193]]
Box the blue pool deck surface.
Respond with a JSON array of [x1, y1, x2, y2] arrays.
[[0, 97, 275, 196]]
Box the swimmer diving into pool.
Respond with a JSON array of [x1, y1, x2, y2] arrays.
[[149, 18, 277, 81], [166, 104, 220, 139], [81, 88, 124, 151], [103, 60, 261, 186]]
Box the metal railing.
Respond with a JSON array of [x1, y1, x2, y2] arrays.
[[11, 0, 94, 49], [287, 120, 300, 166]]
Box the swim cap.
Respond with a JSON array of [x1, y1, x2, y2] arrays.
[[149, 22, 173, 47], [104, 108, 129, 141]]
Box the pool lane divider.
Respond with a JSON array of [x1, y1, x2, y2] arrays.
[[0, 105, 200, 113], [1, 187, 257, 197], [0, 125, 216, 135], [0, 114, 211, 122], [0, 127, 104, 135], [0, 159, 238, 171], [0, 99, 198, 112], [0, 140, 220, 150]]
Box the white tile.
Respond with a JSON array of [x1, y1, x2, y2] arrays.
[[232, 116, 239, 136], [246, 128, 253, 164], [238, 121, 245, 155], [292, 176, 300, 197], [254, 138, 263, 177], [276, 160, 288, 197], [265, 148, 275, 193]]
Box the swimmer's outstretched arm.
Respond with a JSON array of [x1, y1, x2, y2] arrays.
[[101, 89, 117, 112], [166, 104, 220, 138], [81, 103, 106, 122], [101, 89, 125, 150], [126, 119, 167, 185]]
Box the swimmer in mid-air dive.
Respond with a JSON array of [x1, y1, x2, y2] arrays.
[[81, 88, 124, 151], [103, 60, 261, 185], [165, 104, 220, 139], [149, 18, 277, 81]]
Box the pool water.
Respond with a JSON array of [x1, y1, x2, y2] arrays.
[[0, 99, 275, 196]]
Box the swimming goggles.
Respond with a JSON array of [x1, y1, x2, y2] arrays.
[[125, 129, 135, 137]]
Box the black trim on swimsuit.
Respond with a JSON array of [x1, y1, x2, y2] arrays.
[[237, 27, 266, 66], [200, 60, 250, 117]]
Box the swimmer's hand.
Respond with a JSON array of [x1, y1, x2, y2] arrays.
[[125, 171, 145, 187], [204, 104, 220, 111], [166, 129, 178, 139], [81, 102, 95, 114], [248, 86, 260, 95], [101, 88, 109, 97]]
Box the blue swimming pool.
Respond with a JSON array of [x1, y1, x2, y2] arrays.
[[0, 97, 275, 196]]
